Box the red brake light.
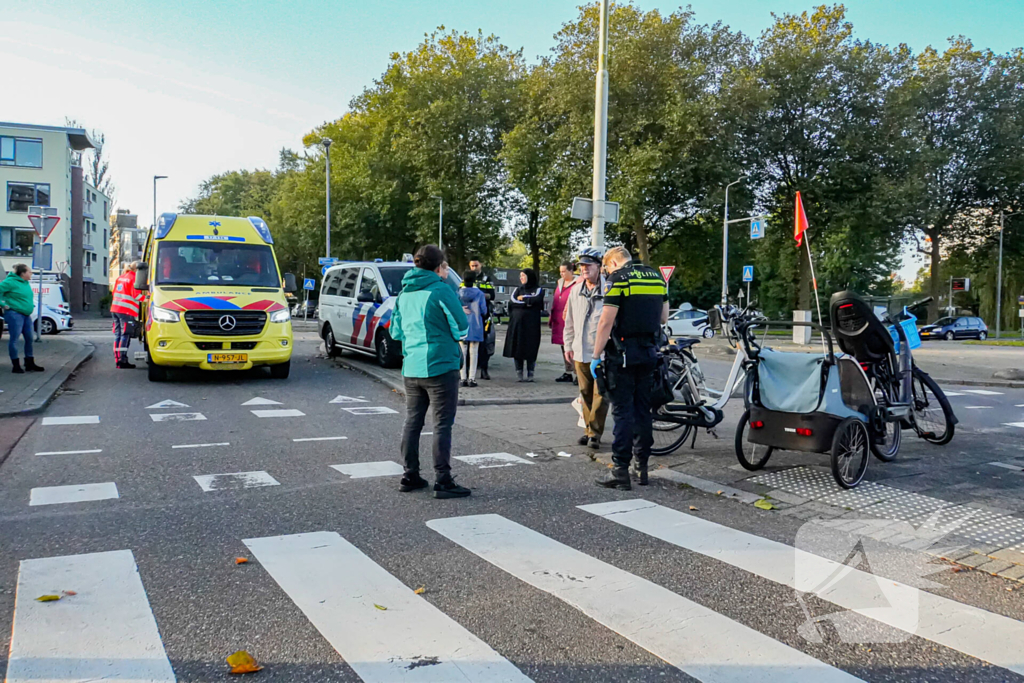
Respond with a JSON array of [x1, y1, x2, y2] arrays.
[[839, 303, 853, 309], [796, 428, 813, 437], [750, 420, 764, 429]]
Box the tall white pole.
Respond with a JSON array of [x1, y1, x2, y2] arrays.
[[439, 198, 443, 250], [152, 175, 166, 230], [722, 176, 745, 305], [323, 139, 332, 260], [997, 211, 1004, 339], [590, 0, 610, 249]]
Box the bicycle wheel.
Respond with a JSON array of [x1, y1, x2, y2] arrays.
[[651, 383, 696, 456], [911, 368, 955, 445], [831, 417, 869, 489], [735, 409, 773, 470], [870, 382, 901, 462]]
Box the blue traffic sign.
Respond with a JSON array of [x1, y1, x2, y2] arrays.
[[750, 219, 764, 240], [303, 278, 316, 291], [742, 265, 754, 282], [321, 265, 332, 276], [318, 257, 339, 266]]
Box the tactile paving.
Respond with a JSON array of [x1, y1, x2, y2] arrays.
[[859, 491, 956, 521], [816, 482, 905, 510], [748, 467, 837, 499]]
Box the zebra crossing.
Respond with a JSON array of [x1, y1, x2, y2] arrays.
[[7, 498, 1024, 681]]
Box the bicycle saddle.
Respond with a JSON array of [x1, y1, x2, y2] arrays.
[[673, 338, 700, 349]]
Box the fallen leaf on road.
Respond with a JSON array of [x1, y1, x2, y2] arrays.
[[62, 590, 76, 596], [226, 650, 263, 674], [951, 566, 962, 573], [374, 603, 388, 611], [689, 506, 698, 511], [35, 594, 61, 602], [716, 490, 724, 496], [754, 499, 775, 511], [235, 557, 249, 565], [414, 586, 426, 595]]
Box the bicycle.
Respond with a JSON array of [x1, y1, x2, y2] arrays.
[[830, 292, 957, 459], [651, 305, 764, 455]]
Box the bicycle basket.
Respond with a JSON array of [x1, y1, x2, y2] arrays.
[[887, 310, 921, 350]]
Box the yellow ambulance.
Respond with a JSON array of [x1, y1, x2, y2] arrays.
[[136, 213, 296, 381]]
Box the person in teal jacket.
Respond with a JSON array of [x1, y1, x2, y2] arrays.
[[390, 245, 471, 499], [0, 264, 44, 374]]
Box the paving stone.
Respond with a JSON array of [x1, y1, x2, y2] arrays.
[[938, 547, 976, 562], [974, 560, 1015, 575], [990, 548, 1024, 565], [997, 565, 1024, 581], [886, 533, 919, 547], [866, 527, 901, 542], [767, 489, 811, 506], [957, 553, 993, 568], [968, 543, 1003, 555]]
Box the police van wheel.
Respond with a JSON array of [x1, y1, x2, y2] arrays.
[[323, 325, 340, 358], [376, 330, 402, 369], [147, 354, 168, 382], [270, 361, 291, 379]]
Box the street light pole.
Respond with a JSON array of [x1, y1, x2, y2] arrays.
[[153, 175, 167, 230], [431, 196, 443, 250], [722, 175, 746, 305], [590, 0, 610, 249], [997, 210, 1005, 339], [321, 138, 332, 260]]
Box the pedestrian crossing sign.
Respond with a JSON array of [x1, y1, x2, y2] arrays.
[[303, 278, 316, 291], [750, 218, 764, 240], [743, 265, 754, 282]]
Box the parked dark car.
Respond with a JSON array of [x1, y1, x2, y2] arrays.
[[291, 299, 318, 319], [919, 315, 988, 341]]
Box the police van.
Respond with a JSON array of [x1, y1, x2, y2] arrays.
[[318, 260, 461, 368]]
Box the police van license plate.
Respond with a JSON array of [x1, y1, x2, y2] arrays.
[[208, 353, 247, 364]]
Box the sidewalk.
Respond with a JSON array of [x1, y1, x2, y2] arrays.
[[331, 326, 580, 406], [0, 335, 94, 417]]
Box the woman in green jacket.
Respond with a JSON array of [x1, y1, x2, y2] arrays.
[[0, 264, 44, 373], [390, 245, 471, 499]]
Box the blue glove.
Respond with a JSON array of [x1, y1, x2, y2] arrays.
[[590, 358, 603, 378]]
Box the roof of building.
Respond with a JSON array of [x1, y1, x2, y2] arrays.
[[0, 121, 96, 151]]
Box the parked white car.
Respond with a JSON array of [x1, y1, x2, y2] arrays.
[[665, 304, 713, 338]]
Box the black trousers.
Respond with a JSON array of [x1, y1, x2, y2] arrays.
[[608, 360, 656, 469], [401, 370, 460, 479]]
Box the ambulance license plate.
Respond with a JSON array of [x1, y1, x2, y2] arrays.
[[208, 353, 247, 364]]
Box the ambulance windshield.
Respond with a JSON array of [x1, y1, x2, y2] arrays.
[[155, 242, 279, 288]]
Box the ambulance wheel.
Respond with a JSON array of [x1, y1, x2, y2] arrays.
[[270, 360, 291, 379], [147, 354, 168, 382], [735, 409, 773, 470], [831, 418, 869, 489]]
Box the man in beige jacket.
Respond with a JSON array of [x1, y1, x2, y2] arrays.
[[562, 248, 608, 449]]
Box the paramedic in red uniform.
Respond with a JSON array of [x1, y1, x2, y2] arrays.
[[110, 261, 145, 369]]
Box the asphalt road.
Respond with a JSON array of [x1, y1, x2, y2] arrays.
[[2, 331, 1024, 682]]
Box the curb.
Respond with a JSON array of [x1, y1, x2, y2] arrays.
[[0, 339, 95, 417], [933, 377, 1024, 389], [334, 358, 575, 406]]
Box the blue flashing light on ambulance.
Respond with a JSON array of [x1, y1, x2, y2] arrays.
[[136, 213, 297, 381]]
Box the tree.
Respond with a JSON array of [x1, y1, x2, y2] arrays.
[[724, 5, 911, 316], [65, 118, 115, 201]]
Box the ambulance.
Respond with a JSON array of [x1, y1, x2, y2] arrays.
[[136, 213, 296, 381]]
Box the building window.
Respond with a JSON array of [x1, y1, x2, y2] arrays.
[[0, 136, 43, 168], [6, 182, 50, 211], [0, 227, 35, 255], [103, 256, 108, 274]]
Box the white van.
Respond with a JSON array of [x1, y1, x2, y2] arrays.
[[30, 277, 73, 334]]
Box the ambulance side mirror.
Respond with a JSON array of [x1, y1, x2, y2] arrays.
[[135, 264, 149, 291], [283, 273, 297, 293]]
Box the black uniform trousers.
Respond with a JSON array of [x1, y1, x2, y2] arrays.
[[607, 357, 657, 469]]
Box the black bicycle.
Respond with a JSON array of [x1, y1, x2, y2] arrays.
[[830, 292, 957, 456]]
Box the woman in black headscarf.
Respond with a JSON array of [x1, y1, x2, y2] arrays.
[[503, 268, 545, 382]]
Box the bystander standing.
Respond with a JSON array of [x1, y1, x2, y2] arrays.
[[503, 268, 545, 382], [563, 248, 608, 448], [550, 260, 576, 383]]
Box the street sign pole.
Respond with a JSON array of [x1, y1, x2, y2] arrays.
[[590, 0, 610, 249], [304, 288, 309, 323], [27, 206, 59, 342]]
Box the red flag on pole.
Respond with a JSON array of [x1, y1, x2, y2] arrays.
[[794, 191, 809, 247]]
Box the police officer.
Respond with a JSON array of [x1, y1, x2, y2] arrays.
[[468, 256, 495, 380], [590, 247, 669, 489]]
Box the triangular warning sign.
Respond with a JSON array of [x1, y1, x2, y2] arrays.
[[242, 397, 282, 406], [330, 395, 368, 404], [659, 265, 675, 282], [146, 400, 190, 409]]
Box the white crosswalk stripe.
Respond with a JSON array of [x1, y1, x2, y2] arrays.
[[6, 549, 174, 683], [243, 531, 532, 682], [428, 513, 863, 683], [580, 498, 1024, 677]]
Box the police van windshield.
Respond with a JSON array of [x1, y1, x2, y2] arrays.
[[155, 242, 279, 288], [378, 265, 461, 296]]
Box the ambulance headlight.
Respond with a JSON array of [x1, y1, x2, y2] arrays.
[[152, 306, 180, 323], [270, 309, 291, 323]]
